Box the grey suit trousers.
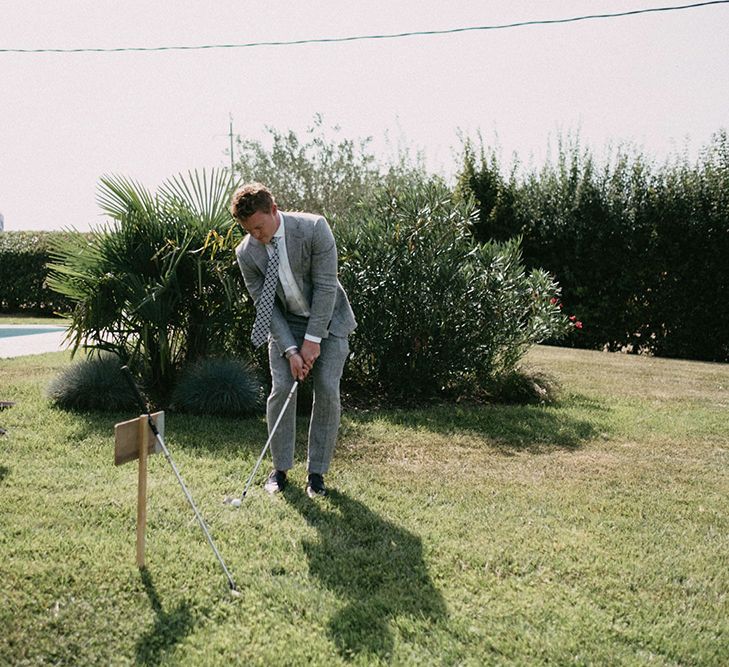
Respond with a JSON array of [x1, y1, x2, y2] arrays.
[[267, 316, 349, 474]]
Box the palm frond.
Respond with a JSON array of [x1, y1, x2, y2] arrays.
[[97, 174, 158, 222], [159, 168, 238, 230]]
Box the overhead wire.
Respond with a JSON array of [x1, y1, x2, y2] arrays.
[[1, 1, 728, 55]]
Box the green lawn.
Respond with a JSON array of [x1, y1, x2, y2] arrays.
[[0, 314, 70, 326], [1, 345, 728, 665]]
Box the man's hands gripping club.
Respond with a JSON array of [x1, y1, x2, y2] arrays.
[[289, 339, 321, 380]]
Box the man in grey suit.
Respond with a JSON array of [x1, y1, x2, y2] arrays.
[[230, 183, 356, 497]]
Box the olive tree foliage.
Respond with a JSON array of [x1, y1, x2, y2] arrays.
[[231, 114, 429, 220]]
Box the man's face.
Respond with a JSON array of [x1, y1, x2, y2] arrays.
[[241, 204, 279, 244]]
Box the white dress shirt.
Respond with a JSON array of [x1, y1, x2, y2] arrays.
[[265, 212, 322, 347]]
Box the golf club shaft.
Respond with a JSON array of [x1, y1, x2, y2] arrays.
[[241, 380, 298, 498], [149, 429, 237, 591], [120, 366, 237, 591]]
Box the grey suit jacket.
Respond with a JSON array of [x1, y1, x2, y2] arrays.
[[236, 212, 356, 354]]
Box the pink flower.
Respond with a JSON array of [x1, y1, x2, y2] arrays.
[[575, 321, 583, 329], [569, 315, 576, 321], [550, 297, 558, 305]]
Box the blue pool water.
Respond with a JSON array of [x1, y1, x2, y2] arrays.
[[0, 326, 66, 339]]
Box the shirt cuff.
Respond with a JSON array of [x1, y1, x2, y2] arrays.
[[304, 334, 322, 344], [283, 346, 298, 359]]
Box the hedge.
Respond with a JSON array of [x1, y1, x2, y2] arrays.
[[0, 231, 84, 314], [457, 130, 729, 362]]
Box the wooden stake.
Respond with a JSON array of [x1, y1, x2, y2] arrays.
[[136, 417, 149, 568]]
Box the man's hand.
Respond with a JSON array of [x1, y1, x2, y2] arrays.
[[300, 339, 321, 373], [288, 352, 308, 381]]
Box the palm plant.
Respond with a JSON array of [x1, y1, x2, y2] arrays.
[[47, 169, 251, 404]]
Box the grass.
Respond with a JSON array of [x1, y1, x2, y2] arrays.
[[0, 313, 70, 326], [1, 344, 728, 665]]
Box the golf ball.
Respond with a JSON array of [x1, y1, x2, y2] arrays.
[[231, 498, 241, 507]]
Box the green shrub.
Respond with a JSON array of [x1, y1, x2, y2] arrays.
[[648, 132, 729, 361], [336, 180, 570, 403], [0, 231, 80, 314], [46, 353, 139, 411], [454, 139, 520, 245], [514, 138, 657, 353], [170, 357, 263, 416], [457, 130, 729, 362]]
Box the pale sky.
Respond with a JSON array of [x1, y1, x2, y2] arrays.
[[1, 0, 727, 231]]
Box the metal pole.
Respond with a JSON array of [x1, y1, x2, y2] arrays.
[[229, 113, 235, 174], [240, 380, 298, 500]]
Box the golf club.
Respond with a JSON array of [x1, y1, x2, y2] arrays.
[[225, 379, 299, 507], [120, 366, 239, 596]]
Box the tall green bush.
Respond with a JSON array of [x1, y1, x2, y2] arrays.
[[457, 130, 729, 362], [46, 170, 252, 403], [454, 140, 520, 244], [336, 180, 570, 403], [648, 131, 729, 360], [515, 139, 657, 352]]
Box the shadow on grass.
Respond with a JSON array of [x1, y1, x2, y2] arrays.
[[55, 406, 266, 456], [348, 395, 608, 453], [62, 406, 308, 460], [58, 393, 608, 460], [135, 568, 196, 667], [0, 465, 8, 483], [284, 486, 447, 661]]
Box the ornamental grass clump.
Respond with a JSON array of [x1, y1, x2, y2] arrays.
[[170, 357, 263, 416], [492, 367, 561, 405], [46, 353, 139, 411]]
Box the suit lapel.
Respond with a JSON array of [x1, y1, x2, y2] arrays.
[[249, 237, 268, 275], [249, 213, 307, 307], [282, 213, 304, 278]]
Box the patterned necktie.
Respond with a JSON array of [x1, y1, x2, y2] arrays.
[[251, 237, 280, 348]]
